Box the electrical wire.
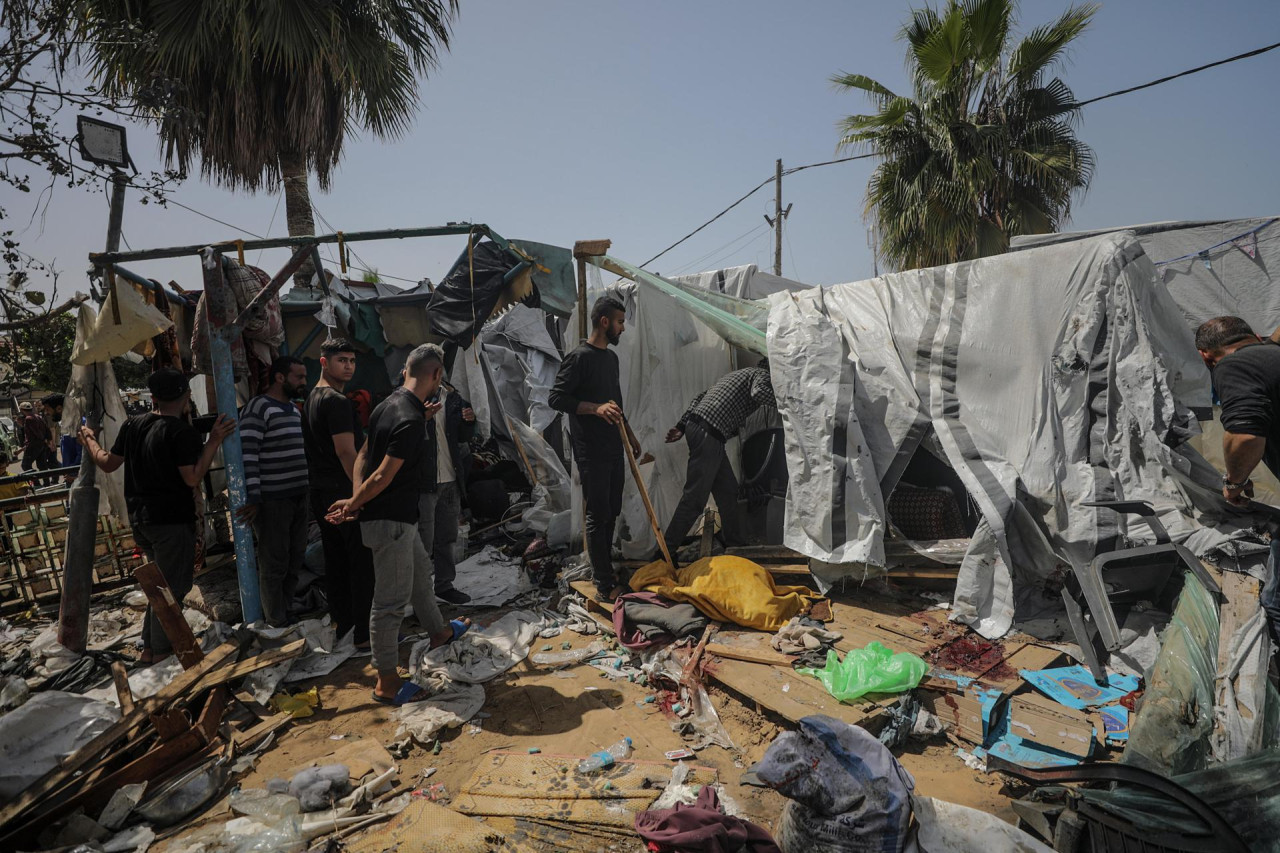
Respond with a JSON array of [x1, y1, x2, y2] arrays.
[[644, 38, 1280, 269], [668, 222, 771, 276]]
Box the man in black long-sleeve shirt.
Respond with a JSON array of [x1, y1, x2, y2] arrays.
[[1196, 315, 1280, 640], [550, 296, 641, 600]]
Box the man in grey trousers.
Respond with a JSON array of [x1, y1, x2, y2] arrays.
[[326, 344, 470, 704], [662, 361, 776, 560]]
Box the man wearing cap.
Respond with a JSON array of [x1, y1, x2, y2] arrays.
[[80, 368, 234, 662], [19, 400, 56, 482]]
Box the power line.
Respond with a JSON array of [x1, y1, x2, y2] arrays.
[[1073, 39, 1280, 107], [644, 38, 1280, 270]]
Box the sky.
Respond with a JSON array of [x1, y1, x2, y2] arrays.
[[6, 0, 1280, 299]]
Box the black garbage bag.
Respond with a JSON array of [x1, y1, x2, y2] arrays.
[[428, 239, 536, 346]]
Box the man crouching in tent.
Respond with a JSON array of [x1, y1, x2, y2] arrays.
[[1196, 315, 1280, 641], [661, 359, 776, 564]]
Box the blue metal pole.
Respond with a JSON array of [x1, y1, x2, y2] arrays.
[[208, 325, 261, 623]]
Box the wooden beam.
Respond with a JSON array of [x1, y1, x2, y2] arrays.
[[134, 562, 203, 668], [706, 643, 794, 667], [149, 708, 191, 742], [229, 711, 292, 751], [195, 687, 231, 743], [191, 638, 306, 691]]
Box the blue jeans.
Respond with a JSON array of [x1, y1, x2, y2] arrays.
[[1264, 539, 1280, 642]]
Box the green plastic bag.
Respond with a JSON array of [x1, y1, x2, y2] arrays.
[[798, 641, 927, 703]]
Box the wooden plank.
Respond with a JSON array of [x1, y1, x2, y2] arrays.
[[196, 687, 231, 742], [149, 708, 190, 742], [1008, 692, 1095, 757], [706, 643, 794, 667], [191, 638, 306, 690], [0, 641, 238, 831], [725, 545, 804, 562], [681, 623, 718, 683], [134, 562, 203, 668], [230, 711, 293, 751], [111, 661, 134, 717]]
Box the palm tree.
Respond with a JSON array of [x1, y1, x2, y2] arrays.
[[84, 1, 459, 284], [835, 0, 1097, 271]]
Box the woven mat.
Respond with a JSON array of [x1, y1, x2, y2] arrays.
[[344, 799, 505, 853], [454, 751, 717, 828]]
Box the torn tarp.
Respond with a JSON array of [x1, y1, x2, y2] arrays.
[[766, 232, 1266, 638], [428, 240, 531, 346]]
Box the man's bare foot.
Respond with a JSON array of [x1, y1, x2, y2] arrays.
[[428, 617, 472, 649]]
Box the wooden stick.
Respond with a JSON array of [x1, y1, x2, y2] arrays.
[[111, 661, 135, 716], [505, 416, 539, 488], [616, 420, 673, 567], [133, 562, 203, 668], [193, 638, 307, 691], [682, 623, 719, 683]]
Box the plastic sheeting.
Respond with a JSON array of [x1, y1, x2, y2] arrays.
[[478, 304, 561, 433], [0, 692, 120, 801], [71, 278, 173, 366], [767, 232, 1251, 638], [1012, 217, 1280, 335], [62, 303, 130, 521]]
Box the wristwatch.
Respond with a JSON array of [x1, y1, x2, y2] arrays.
[[1223, 475, 1253, 490]]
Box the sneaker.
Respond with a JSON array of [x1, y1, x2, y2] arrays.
[[436, 587, 472, 605]]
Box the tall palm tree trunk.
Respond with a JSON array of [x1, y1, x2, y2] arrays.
[[280, 150, 318, 291]]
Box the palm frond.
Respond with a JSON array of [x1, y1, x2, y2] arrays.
[[1008, 3, 1098, 84]]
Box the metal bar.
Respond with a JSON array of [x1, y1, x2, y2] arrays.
[[227, 244, 314, 332], [109, 264, 194, 305], [201, 250, 262, 623], [91, 223, 497, 266], [0, 465, 79, 485]]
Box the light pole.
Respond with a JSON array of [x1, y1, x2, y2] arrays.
[[58, 117, 131, 653]]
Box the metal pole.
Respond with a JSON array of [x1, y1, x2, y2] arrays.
[[773, 158, 783, 277], [203, 255, 262, 623], [58, 170, 126, 651]]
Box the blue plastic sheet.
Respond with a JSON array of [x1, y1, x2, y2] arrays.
[[1019, 665, 1140, 710]]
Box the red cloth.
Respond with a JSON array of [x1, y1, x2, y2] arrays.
[[634, 786, 780, 853]]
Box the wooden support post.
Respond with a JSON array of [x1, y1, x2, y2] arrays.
[[133, 562, 203, 668], [699, 507, 715, 558], [572, 239, 612, 343], [505, 416, 539, 488], [617, 420, 673, 567]]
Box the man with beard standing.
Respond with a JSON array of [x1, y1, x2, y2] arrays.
[[550, 296, 641, 601], [239, 356, 309, 627]]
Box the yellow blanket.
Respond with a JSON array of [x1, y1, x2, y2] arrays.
[[628, 555, 817, 632]]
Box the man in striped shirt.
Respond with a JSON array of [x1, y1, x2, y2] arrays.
[[240, 356, 310, 627]]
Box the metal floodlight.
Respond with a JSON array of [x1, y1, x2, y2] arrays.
[[76, 115, 130, 169]]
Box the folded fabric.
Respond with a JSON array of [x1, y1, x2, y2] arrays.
[[634, 785, 781, 853], [771, 616, 843, 654], [613, 592, 708, 651], [628, 556, 818, 632]]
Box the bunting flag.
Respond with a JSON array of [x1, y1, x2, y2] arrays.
[[1232, 231, 1259, 259]]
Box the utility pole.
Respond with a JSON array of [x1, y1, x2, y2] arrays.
[[58, 170, 125, 652], [763, 158, 792, 277]]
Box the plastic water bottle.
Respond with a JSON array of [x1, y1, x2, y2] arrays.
[[577, 737, 632, 773]]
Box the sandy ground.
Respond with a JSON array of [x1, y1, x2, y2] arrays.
[[163, 621, 1022, 849]]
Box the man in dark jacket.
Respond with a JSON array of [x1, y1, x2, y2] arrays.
[[416, 379, 476, 604], [19, 400, 56, 481]]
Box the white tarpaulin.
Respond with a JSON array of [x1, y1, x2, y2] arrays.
[[768, 232, 1245, 638]]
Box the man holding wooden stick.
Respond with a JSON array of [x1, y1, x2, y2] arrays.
[[550, 296, 641, 601]]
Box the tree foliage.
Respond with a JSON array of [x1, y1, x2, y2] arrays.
[[83, 0, 460, 194], [1, 1, 180, 279], [835, 0, 1097, 271]]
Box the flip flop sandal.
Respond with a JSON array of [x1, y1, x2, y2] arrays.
[[372, 682, 432, 706]]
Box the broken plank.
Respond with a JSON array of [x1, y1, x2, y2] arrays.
[[724, 545, 804, 563], [134, 562, 204, 668], [196, 687, 231, 742], [0, 641, 238, 832], [189, 638, 307, 691], [706, 643, 794, 667], [230, 711, 293, 751], [110, 661, 134, 717], [149, 707, 191, 742]]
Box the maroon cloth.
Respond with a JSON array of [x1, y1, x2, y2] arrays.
[[634, 785, 781, 853], [613, 591, 680, 651]]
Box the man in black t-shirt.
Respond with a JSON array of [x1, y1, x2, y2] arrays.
[[80, 368, 233, 662], [549, 296, 641, 601], [1196, 315, 1280, 640], [326, 344, 470, 704], [302, 338, 375, 653]]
